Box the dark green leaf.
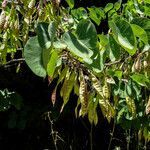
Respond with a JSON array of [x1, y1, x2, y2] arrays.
[[76, 19, 97, 49], [109, 16, 136, 55], [48, 21, 56, 43], [24, 36, 46, 77], [37, 22, 51, 49], [109, 34, 121, 61], [63, 20, 97, 64]]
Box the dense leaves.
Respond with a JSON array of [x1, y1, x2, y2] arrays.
[[0, 0, 150, 148]]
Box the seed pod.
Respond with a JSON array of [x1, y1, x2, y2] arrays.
[[14, 18, 19, 34], [3, 16, 9, 30], [51, 88, 57, 106], [103, 80, 110, 100], [145, 96, 150, 115], [91, 73, 103, 98], [28, 0, 35, 9], [126, 97, 136, 118], [2, 0, 7, 8], [3, 32, 7, 42], [0, 11, 6, 29], [79, 70, 88, 116], [134, 57, 141, 72], [143, 60, 148, 69]]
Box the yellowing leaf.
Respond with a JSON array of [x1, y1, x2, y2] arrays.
[[61, 71, 76, 105]]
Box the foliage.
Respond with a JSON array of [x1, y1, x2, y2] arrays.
[[0, 0, 150, 149]]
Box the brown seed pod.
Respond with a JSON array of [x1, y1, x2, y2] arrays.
[[143, 60, 148, 69], [14, 19, 19, 34], [28, 0, 35, 9], [145, 96, 150, 115], [0, 11, 6, 29], [134, 57, 141, 72], [3, 16, 9, 30]]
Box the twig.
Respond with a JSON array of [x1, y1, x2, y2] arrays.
[[47, 111, 58, 150], [4, 58, 25, 65], [105, 59, 122, 66]]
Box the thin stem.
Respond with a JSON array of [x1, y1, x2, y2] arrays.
[[127, 129, 131, 150], [144, 139, 147, 150], [90, 123, 93, 150], [108, 120, 115, 150], [47, 112, 58, 150]]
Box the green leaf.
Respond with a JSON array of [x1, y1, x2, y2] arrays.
[[47, 50, 58, 78], [91, 50, 106, 73], [24, 36, 46, 77], [88, 7, 105, 25], [131, 24, 148, 44], [104, 3, 113, 13], [48, 21, 56, 43], [109, 34, 121, 61], [98, 34, 109, 47], [109, 16, 136, 55], [131, 73, 150, 87], [61, 71, 76, 105], [71, 8, 88, 20], [9, 92, 23, 110], [76, 19, 97, 49], [88, 95, 99, 125], [131, 17, 150, 44], [63, 32, 92, 64], [114, 0, 122, 11], [66, 0, 74, 9], [37, 22, 51, 49], [53, 40, 67, 49], [63, 20, 97, 64]]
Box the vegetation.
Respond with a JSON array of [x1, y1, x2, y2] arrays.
[[0, 0, 150, 149]]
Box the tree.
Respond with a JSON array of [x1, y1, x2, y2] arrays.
[[0, 0, 150, 149]]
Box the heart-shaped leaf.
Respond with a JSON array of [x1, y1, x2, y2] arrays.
[[24, 36, 46, 77]]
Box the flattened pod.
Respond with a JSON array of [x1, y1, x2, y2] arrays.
[[134, 57, 141, 72], [146, 96, 150, 115], [62, 71, 76, 105], [103, 81, 110, 100], [126, 97, 136, 118], [91, 73, 103, 98], [79, 71, 88, 116], [0, 11, 6, 29], [28, 0, 35, 9]]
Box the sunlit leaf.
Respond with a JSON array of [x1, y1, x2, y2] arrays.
[[131, 17, 150, 44], [109, 16, 136, 55], [131, 24, 148, 44], [131, 73, 150, 87], [66, 0, 74, 9], [88, 7, 105, 25], [63, 20, 97, 64], [104, 3, 113, 13], [47, 50, 58, 78]]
